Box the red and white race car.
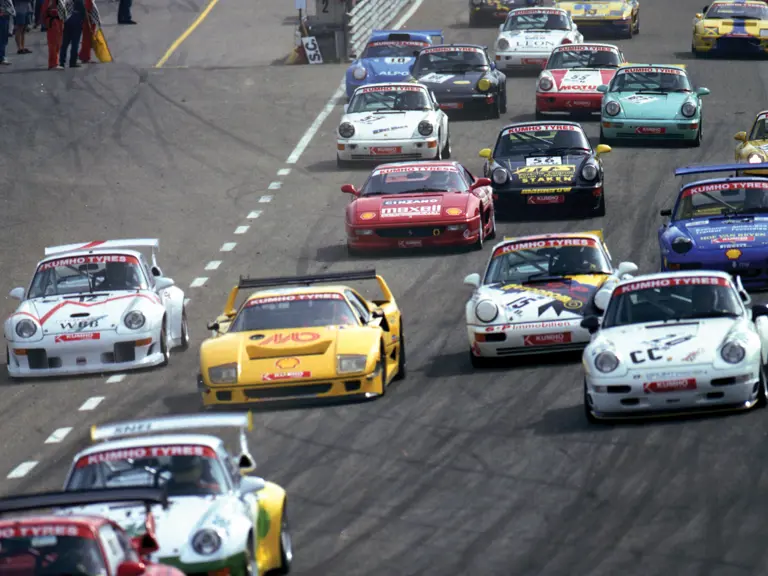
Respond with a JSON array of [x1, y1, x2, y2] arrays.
[[342, 160, 496, 253], [535, 43, 626, 118]]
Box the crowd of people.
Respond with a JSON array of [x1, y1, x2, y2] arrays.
[[0, 0, 133, 68]]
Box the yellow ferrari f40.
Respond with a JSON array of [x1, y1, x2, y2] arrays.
[[198, 269, 405, 406], [735, 109, 768, 176], [692, 1, 768, 57]]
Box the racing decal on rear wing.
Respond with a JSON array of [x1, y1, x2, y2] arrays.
[[683, 180, 768, 197], [375, 165, 459, 174], [555, 45, 617, 52], [616, 276, 730, 294], [39, 254, 139, 271], [494, 237, 596, 255], [618, 67, 685, 75], [0, 525, 92, 538], [76, 445, 217, 467], [246, 293, 344, 306], [360, 85, 423, 93], [504, 124, 579, 134]]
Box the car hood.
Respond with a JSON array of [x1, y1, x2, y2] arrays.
[[496, 154, 588, 187], [352, 193, 472, 223], [701, 18, 768, 34], [499, 30, 568, 51], [548, 68, 618, 91], [341, 111, 431, 140], [479, 275, 609, 321], [613, 92, 689, 119], [415, 70, 486, 93], [593, 317, 744, 368], [558, 1, 631, 18], [359, 57, 415, 81], [19, 292, 158, 335], [673, 217, 768, 250]]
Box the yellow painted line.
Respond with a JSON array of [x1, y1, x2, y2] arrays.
[[154, 0, 219, 68]]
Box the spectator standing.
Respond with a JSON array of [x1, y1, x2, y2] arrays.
[[117, 0, 133, 25], [78, 0, 97, 63], [59, 0, 84, 68], [0, 0, 14, 65], [13, 0, 31, 53], [41, 0, 61, 68]]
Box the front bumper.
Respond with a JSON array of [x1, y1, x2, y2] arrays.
[[536, 91, 603, 113], [157, 551, 246, 576], [662, 250, 768, 290], [468, 319, 588, 358], [437, 92, 498, 112], [347, 217, 482, 251], [491, 183, 603, 216], [693, 34, 768, 55], [585, 365, 760, 419], [495, 51, 550, 70], [572, 18, 632, 35], [6, 332, 163, 377], [601, 118, 700, 141], [337, 137, 438, 161]]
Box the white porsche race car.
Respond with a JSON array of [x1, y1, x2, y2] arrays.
[[582, 271, 768, 422], [4, 239, 188, 378], [494, 6, 583, 71], [337, 82, 450, 167], [464, 231, 637, 367]]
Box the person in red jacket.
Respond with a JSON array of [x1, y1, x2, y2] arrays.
[[78, 0, 99, 63], [41, 0, 62, 69]]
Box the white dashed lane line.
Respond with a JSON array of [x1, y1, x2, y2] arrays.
[[7, 461, 38, 479], [268, 182, 282, 190], [205, 261, 222, 271], [106, 374, 126, 383], [247, 211, 262, 219], [79, 396, 105, 411], [234, 225, 250, 235], [221, 242, 237, 252], [259, 195, 273, 203], [190, 277, 208, 288], [277, 168, 291, 177], [45, 427, 73, 444]]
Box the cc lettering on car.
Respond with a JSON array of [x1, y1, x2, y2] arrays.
[[630, 349, 663, 363]]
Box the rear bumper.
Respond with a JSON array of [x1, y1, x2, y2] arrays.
[[337, 137, 438, 161], [572, 18, 632, 35], [601, 118, 700, 140], [347, 217, 482, 250], [693, 35, 768, 54], [470, 4, 509, 23], [536, 91, 603, 113], [661, 251, 768, 290], [468, 320, 589, 358], [494, 51, 549, 70], [492, 184, 603, 216]]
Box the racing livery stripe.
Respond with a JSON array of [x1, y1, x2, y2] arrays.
[[9, 293, 162, 326]]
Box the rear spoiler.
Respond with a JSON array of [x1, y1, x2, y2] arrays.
[[0, 487, 169, 514], [372, 29, 444, 44], [44, 239, 161, 269], [675, 163, 768, 176]]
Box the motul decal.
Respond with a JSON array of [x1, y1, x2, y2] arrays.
[[76, 445, 216, 467], [55, 332, 101, 343], [523, 332, 572, 346], [643, 378, 697, 393], [616, 276, 729, 294], [259, 332, 321, 345], [262, 371, 311, 382]]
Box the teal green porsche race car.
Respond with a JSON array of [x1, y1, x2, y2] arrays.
[[597, 64, 710, 147]]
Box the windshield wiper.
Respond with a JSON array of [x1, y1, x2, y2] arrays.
[[701, 191, 738, 212], [397, 188, 449, 193], [636, 90, 667, 95], [527, 146, 589, 156], [66, 265, 94, 293], [677, 311, 740, 320]]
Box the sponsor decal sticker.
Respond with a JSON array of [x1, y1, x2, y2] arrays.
[[521, 187, 571, 194], [624, 94, 657, 104], [683, 180, 768, 197], [422, 46, 484, 54], [360, 211, 376, 220], [382, 198, 439, 206], [555, 44, 616, 53], [522, 58, 548, 65], [528, 195, 565, 205], [446, 207, 463, 216], [360, 85, 423, 93], [504, 124, 579, 134], [525, 156, 563, 166], [76, 445, 217, 467], [439, 102, 464, 109], [726, 248, 742, 260], [523, 332, 572, 346], [258, 331, 322, 345], [643, 378, 697, 393], [616, 276, 729, 294], [375, 165, 458, 175], [355, 115, 386, 125], [39, 254, 138, 271], [398, 240, 423, 248], [55, 332, 101, 343], [262, 371, 311, 382], [381, 204, 442, 217], [419, 73, 455, 84], [367, 40, 428, 48], [453, 80, 471, 85], [248, 294, 343, 306], [484, 320, 576, 332], [682, 349, 704, 362], [495, 237, 595, 254], [372, 125, 408, 134], [370, 146, 403, 155], [713, 235, 755, 244], [276, 357, 300, 369], [0, 525, 90, 539], [513, 7, 561, 15], [514, 165, 576, 185], [619, 67, 684, 75], [635, 127, 666, 135]]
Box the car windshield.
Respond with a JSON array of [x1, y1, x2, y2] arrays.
[[503, 11, 569, 31], [28, 255, 148, 298], [361, 165, 467, 195], [230, 293, 359, 331], [493, 124, 591, 158], [706, 2, 768, 19], [674, 180, 768, 219], [484, 238, 611, 284], [348, 86, 431, 113], [610, 68, 691, 92], [0, 532, 107, 576], [66, 445, 229, 497], [749, 115, 768, 140], [602, 277, 742, 328], [361, 40, 428, 58], [546, 46, 621, 69], [412, 47, 488, 74]]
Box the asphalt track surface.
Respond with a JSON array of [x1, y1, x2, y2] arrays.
[[3, 0, 768, 574]]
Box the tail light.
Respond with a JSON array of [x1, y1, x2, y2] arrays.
[[561, 38, 572, 45]]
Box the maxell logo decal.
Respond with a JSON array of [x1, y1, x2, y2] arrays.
[[55, 333, 101, 343]]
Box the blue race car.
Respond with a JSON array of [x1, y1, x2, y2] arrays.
[[659, 162, 768, 289], [345, 29, 444, 99]]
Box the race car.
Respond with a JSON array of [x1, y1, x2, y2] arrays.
[[692, 1, 768, 57], [535, 43, 626, 118], [555, 0, 640, 39], [4, 239, 189, 378], [479, 121, 611, 217], [337, 83, 450, 167], [598, 64, 710, 146], [0, 487, 185, 576], [581, 271, 768, 422], [494, 6, 583, 71], [342, 161, 496, 252], [464, 231, 638, 367], [469, 0, 557, 27], [345, 29, 444, 99], [409, 44, 508, 117], [658, 162, 768, 290], [199, 270, 404, 405], [734, 110, 768, 176], [61, 413, 292, 576]]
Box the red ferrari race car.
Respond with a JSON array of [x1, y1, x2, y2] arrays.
[[0, 487, 182, 576], [342, 160, 496, 254], [535, 43, 626, 118]]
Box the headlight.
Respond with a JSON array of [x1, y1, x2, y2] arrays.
[[337, 354, 368, 374], [477, 78, 491, 92], [595, 351, 619, 373], [581, 163, 598, 181], [605, 101, 620, 116], [538, 76, 553, 91], [761, 29, 768, 37], [721, 341, 746, 364], [123, 311, 145, 330], [475, 300, 498, 323], [15, 319, 37, 339], [191, 529, 222, 556], [339, 122, 355, 138], [418, 120, 433, 136], [497, 38, 510, 51], [671, 236, 693, 254], [492, 167, 509, 185], [208, 363, 238, 384], [749, 153, 763, 164], [352, 66, 367, 81], [681, 102, 697, 118]]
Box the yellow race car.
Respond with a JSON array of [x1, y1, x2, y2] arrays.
[[555, 0, 640, 39], [735, 109, 768, 175], [692, 1, 768, 57], [198, 269, 405, 406]]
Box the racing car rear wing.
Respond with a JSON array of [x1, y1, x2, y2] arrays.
[[91, 412, 253, 441], [0, 487, 169, 514], [44, 239, 160, 256], [372, 29, 444, 44], [675, 163, 768, 176]]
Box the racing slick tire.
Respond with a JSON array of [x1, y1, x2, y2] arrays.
[[594, 192, 606, 217], [270, 499, 294, 575], [499, 88, 508, 115], [375, 342, 388, 396], [584, 380, 600, 424], [433, 132, 444, 160], [442, 129, 452, 159], [688, 121, 702, 148], [394, 327, 407, 381], [634, 13, 639, 34], [159, 320, 170, 367], [535, 109, 545, 120], [622, 21, 633, 39], [488, 95, 501, 120], [179, 306, 190, 350], [488, 210, 497, 240]]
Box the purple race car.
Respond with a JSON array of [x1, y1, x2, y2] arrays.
[[659, 162, 768, 290]]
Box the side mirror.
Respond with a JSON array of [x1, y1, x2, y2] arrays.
[[343, 104, 349, 113], [150, 266, 163, 277], [660, 208, 672, 217], [371, 308, 390, 332], [154, 277, 175, 291], [595, 144, 611, 156], [753, 304, 768, 321], [206, 321, 220, 332], [341, 184, 359, 196], [478, 148, 492, 159], [695, 12, 703, 19], [464, 273, 481, 288], [490, 61, 496, 70], [596, 85, 608, 93], [117, 561, 147, 576], [131, 532, 159, 557], [734, 131, 748, 142], [9, 287, 24, 300], [240, 475, 266, 494], [616, 261, 638, 277], [594, 290, 611, 311], [696, 87, 710, 96], [238, 452, 256, 474], [580, 315, 601, 334], [471, 177, 492, 189]]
